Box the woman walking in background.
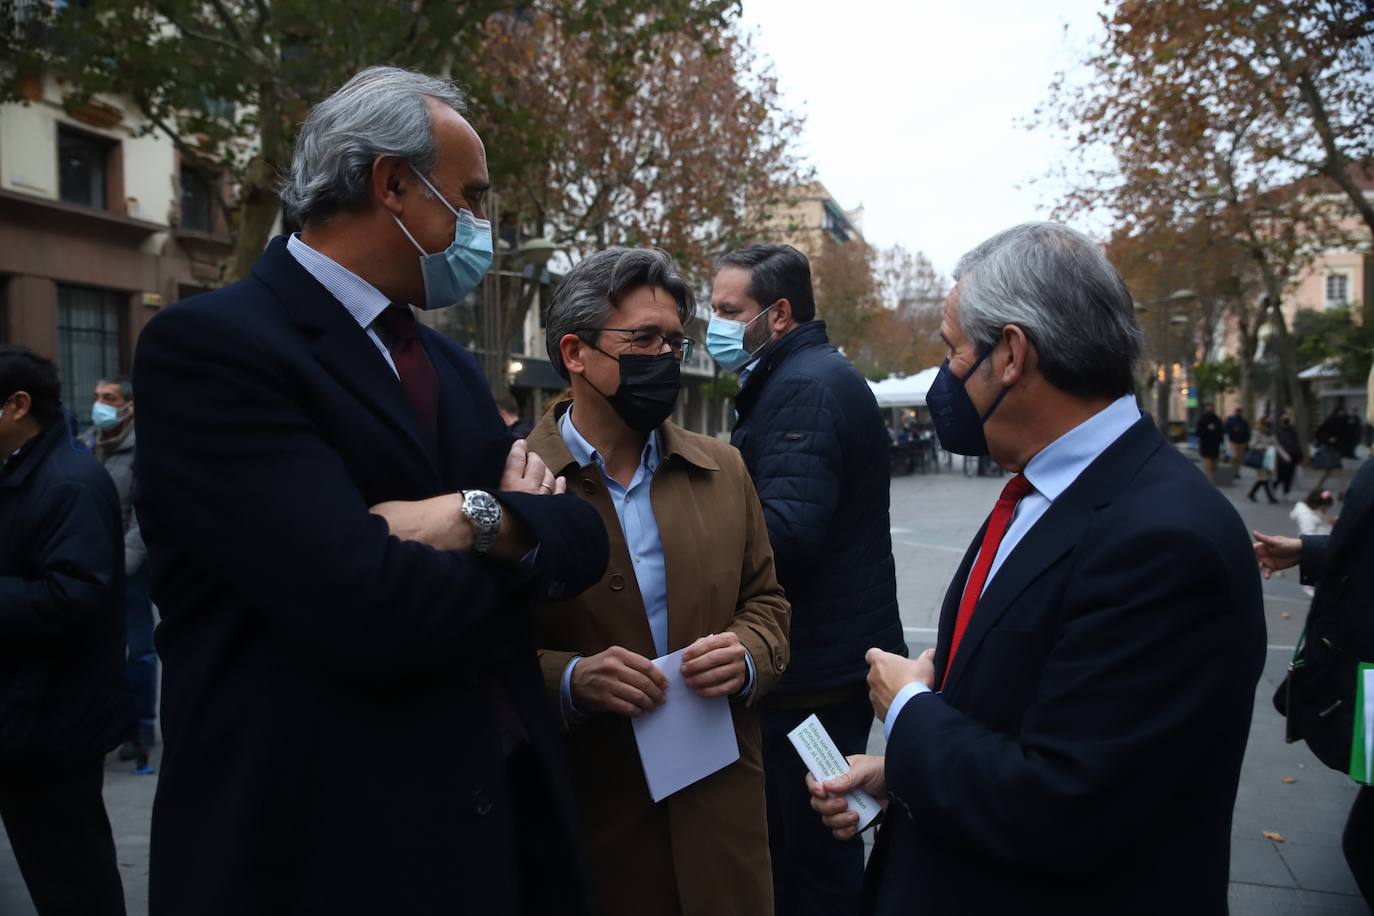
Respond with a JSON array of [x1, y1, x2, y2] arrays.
[[1247, 417, 1279, 504]]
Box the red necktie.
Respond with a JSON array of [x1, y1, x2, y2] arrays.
[[944, 473, 1036, 678], [374, 305, 439, 458]]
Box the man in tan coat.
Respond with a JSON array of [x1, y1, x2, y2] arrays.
[[527, 247, 790, 916]]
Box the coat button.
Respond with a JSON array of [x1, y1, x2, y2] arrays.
[[608, 573, 625, 591], [472, 790, 493, 816], [581, 478, 596, 494]]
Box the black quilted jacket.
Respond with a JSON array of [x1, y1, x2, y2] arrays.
[[732, 321, 906, 696]]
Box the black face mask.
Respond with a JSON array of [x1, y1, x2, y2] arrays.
[[588, 350, 681, 434]]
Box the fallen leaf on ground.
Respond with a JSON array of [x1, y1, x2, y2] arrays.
[[1263, 831, 1285, 843], [1280, 612, 1291, 620], [1281, 777, 1296, 784]]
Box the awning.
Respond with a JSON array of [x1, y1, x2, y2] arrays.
[[1298, 361, 1340, 381], [867, 366, 940, 408], [511, 358, 568, 392]]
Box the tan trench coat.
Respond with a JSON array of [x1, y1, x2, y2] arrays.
[[528, 400, 790, 916]]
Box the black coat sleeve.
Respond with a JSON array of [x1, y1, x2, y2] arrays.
[[883, 520, 1263, 873], [1300, 534, 1331, 587], [0, 480, 121, 640], [495, 491, 608, 602], [748, 376, 844, 580], [134, 302, 605, 672]]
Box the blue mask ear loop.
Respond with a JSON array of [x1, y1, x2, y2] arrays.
[[392, 166, 465, 257], [958, 347, 1010, 422], [742, 301, 777, 361]]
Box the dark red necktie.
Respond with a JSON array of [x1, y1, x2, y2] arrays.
[[944, 473, 1036, 679], [374, 305, 439, 458]]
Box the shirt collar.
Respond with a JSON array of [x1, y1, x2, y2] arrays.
[[1022, 394, 1142, 502], [286, 233, 392, 330], [558, 406, 660, 477]]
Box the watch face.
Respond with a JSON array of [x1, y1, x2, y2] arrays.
[[465, 490, 501, 530]]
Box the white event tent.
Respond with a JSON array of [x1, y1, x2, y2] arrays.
[[867, 366, 940, 409]]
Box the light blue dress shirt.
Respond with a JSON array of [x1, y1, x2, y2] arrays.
[[557, 407, 754, 719], [286, 233, 398, 378], [883, 395, 1142, 739]]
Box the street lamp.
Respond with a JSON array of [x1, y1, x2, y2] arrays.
[[516, 238, 557, 271]]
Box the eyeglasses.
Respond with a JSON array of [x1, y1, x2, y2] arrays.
[[582, 327, 695, 362]]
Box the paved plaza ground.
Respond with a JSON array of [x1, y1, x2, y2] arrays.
[[1, 456, 1369, 914]]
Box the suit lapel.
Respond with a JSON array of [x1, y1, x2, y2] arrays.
[[253, 237, 438, 489], [933, 524, 983, 690], [941, 418, 1164, 691], [941, 499, 1087, 690]]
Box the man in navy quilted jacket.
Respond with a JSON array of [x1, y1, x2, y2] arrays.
[[709, 244, 906, 916]]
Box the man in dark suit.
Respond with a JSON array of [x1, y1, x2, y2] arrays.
[[1255, 449, 1374, 906], [809, 222, 1266, 915], [0, 346, 131, 915], [134, 67, 608, 916]]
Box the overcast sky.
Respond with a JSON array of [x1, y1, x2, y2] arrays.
[[739, 0, 1109, 277]]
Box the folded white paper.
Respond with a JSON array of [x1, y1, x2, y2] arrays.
[[788, 713, 882, 831], [630, 647, 741, 802]]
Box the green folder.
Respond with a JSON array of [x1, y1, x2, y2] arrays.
[[1353, 662, 1374, 786]]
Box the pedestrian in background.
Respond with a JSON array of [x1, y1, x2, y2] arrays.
[[0, 345, 131, 916], [1275, 410, 1301, 498], [496, 393, 533, 440], [1195, 402, 1224, 482], [1342, 405, 1363, 462], [1313, 405, 1347, 494], [1291, 488, 1335, 538], [87, 376, 157, 767], [709, 243, 904, 916], [1225, 405, 1251, 479], [1247, 416, 1279, 504]]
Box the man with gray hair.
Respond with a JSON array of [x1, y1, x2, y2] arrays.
[[808, 222, 1265, 913], [134, 66, 608, 914]]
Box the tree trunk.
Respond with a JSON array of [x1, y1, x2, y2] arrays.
[[225, 85, 284, 283], [1238, 351, 1254, 419], [1292, 67, 1374, 244], [225, 154, 282, 282], [1267, 294, 1310, 456]]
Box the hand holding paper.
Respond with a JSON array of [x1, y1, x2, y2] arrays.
[[631, 647, 740, 802], [792, 714, 885, 840]]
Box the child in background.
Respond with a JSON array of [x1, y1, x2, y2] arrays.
[[1291, 488, 1335, 597], [1291, 487, 1335, 537]]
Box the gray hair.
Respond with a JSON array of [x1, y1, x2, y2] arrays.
[[952, 221, 1143, 399], [545, 248, 697, 379], [280, 66, 465, 227], [96, 375, 133, 401]]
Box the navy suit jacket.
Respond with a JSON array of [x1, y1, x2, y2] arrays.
[[865, 418, 1266, 915], [134, 237, 608, 916]]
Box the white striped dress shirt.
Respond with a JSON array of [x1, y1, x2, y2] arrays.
[[286, 233, 399, 378]]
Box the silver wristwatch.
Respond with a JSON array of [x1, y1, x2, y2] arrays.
[[460, 489, 502, 555]]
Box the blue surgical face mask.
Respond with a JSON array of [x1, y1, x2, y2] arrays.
[[91, 402, 123, 430], [925, 350, 1009, 457], [706, 302, 774, 372], [392, 167, 494, 310]]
